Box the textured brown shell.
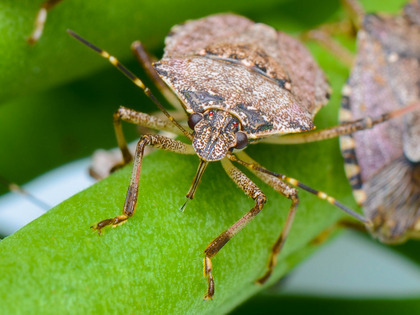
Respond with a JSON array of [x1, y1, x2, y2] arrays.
[[153, 14, 330, 139], [339, 2, 420, 243]]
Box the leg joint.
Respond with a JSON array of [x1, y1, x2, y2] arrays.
[[286, 187, 299, 201], [113, 106, 133, 122], [136, 134, 153, 152], [256, 193, 267, 206]]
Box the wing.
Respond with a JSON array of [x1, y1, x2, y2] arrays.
[[362, 157, 420, 243], [156, 14, 330, 138]]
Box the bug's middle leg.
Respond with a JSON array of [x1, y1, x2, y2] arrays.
[[262, 101, 420, 145], [203, 158, 266, 300], [91, 134, 195, 234]]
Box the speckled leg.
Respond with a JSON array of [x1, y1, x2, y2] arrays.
[[203, 158, 266, 300], [227, 150, 373, 282], [28, 0, 63, 45], [112, 106, 184, 171], [262, 102, 420, 144], [235, 151, 299, 285], [91, 134, 195, 234], [131, 41, 184, 113], [228, 152, 368, 223]]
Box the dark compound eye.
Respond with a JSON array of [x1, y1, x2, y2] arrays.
[[235, 131, 248, 149], [188, 113, 203, 129]]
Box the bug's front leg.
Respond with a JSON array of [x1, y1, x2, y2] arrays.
[[110, 106, 185, 172], [91, 134, 195, 234], [262, 101, 420, 145], [203, 158, 266, 300]]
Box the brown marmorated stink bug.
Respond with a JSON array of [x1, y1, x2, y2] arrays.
[[68, 14, 418, 300], [338, 0, 420, 243]]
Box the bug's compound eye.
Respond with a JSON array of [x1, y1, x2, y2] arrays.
[[232, 121, 239, 128], [188, 113, 204, 129], [208, 110, 214, 117], [235, 131, 248, 149]]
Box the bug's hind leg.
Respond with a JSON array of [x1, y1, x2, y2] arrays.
[[302, 28, 354, 67], [234, 152, 300, 285], [228, 150, 373, 282], [301, 0, 365, 67], [203, 158, 266, 300], [131, 41, 185, 113], [91, 134, 195, 234], [28, 0, 63, 45], [262, 102, 420, 145]]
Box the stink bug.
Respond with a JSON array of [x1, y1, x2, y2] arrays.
[[68, 13, 418, 300], [306, 0, 420, 243], [339, 0, 420, 243]]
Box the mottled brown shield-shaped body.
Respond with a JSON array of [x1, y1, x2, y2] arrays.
[[153, 14, 331, 139], [340, 1, 420, 243]]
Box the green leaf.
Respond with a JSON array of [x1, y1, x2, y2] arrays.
[[1, 145, 340, 313]]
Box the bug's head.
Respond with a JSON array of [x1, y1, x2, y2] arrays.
[[188, 109, 248, 161]]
